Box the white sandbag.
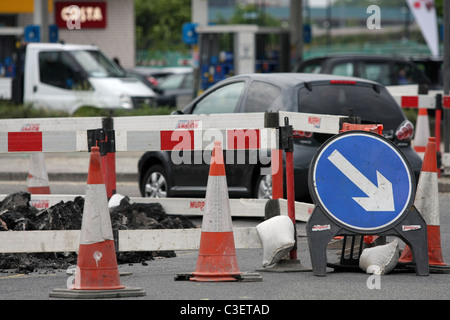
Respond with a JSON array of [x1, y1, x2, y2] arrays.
[[359, 239, 399, 275], [108, 193, 127, 208], [256, 215, 295, 268]]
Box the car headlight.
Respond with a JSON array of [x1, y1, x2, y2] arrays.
[[119, 94, 133, 109]]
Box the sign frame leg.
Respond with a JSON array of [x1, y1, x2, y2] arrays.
[[306, 206, 342, 276], [306, 205, 429, 276], [391, 205, 429, 276]]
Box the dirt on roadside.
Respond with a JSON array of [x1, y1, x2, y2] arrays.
[[0, 192, 196, 273]]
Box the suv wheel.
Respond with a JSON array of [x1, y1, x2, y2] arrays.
[[141, 165, 170, 198], [255, 174, 272, 199]]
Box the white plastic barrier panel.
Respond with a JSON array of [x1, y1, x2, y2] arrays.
[[0, 112, 346, 153], [0, 228, 261, 253], [392, 95, 437, 109]]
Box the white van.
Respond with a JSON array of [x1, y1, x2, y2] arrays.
[[6, 43, 157, 114]]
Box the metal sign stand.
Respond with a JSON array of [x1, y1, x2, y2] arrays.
[[306, 130, 429, 276], [306, 204, 428, 276], [260, 113, 310, 272]]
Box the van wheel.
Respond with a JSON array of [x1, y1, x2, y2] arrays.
[[141, 165, 170, 198], [254, 174, 272, 199]]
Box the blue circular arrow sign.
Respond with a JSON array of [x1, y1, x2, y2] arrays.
[[309, 131, 414, 231]]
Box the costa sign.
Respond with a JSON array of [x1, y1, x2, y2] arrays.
[[55, 2, 107, 29]]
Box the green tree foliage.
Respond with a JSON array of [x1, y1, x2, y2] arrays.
[[135, 0, 191, 51], [434, 0, 443, 18]]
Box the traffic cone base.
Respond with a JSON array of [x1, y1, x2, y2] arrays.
[[427, 225, 446, 266], [399, 225, 446, 267], [191, 231, 241, 282], [74, 240, 125, 290]]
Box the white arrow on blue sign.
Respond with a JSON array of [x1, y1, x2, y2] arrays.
[[310, 131, 414, 231]]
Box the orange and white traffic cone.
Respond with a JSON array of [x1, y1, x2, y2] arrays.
[[73, 146, 123, 290], [27, 152, 50, 194], [190, 141, 242, 282], [399, 137, 448, 270], [413, 108, 430, 159], [50, 146, 145, 298]]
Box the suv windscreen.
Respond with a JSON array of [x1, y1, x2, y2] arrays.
[[298, 82, 405, 138]]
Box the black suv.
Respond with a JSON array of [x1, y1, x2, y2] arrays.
[[137, 73, 422, 202], [294, 55, 431, 92]]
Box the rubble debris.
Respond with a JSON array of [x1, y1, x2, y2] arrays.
[[0, 192, 196, 273]]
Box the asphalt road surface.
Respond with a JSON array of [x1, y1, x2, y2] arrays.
[[0, 174, 449, 309]]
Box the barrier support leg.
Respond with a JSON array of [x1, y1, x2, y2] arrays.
[[102, 116, 116, 199], [286, 149, 296, 260], [435, 94, 442, 177], [271, 149, 283, 199], [265, 111, 283, 200], [260, 116, 310, 273], [87, 118, 116, 199]]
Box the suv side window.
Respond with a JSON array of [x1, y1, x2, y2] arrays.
[[394, 62, 424, 85], [359, 62, 391, 85], [331, 62, 354, 77], [192, 81, 245, 114], [243, 81, 281, 112], [298, 61, 322, 73], [39, 51, 81, 89]]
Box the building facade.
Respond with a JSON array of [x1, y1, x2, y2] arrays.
[[0, 0, 136, 70]]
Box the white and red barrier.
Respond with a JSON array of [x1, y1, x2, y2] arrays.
[[0, 97, 444, 153], [3, 93, 450, 255], [0, 228, 263, 254], [0, 111, 339, 254], [392, 94, 441, 148], [0, 111, 346, 198], [392, 95, 437, 109], [392, 94, 450, 174], [0, 111, 343, 153]]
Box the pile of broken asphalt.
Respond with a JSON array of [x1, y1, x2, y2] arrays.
[[0, 192, 196, 274]]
